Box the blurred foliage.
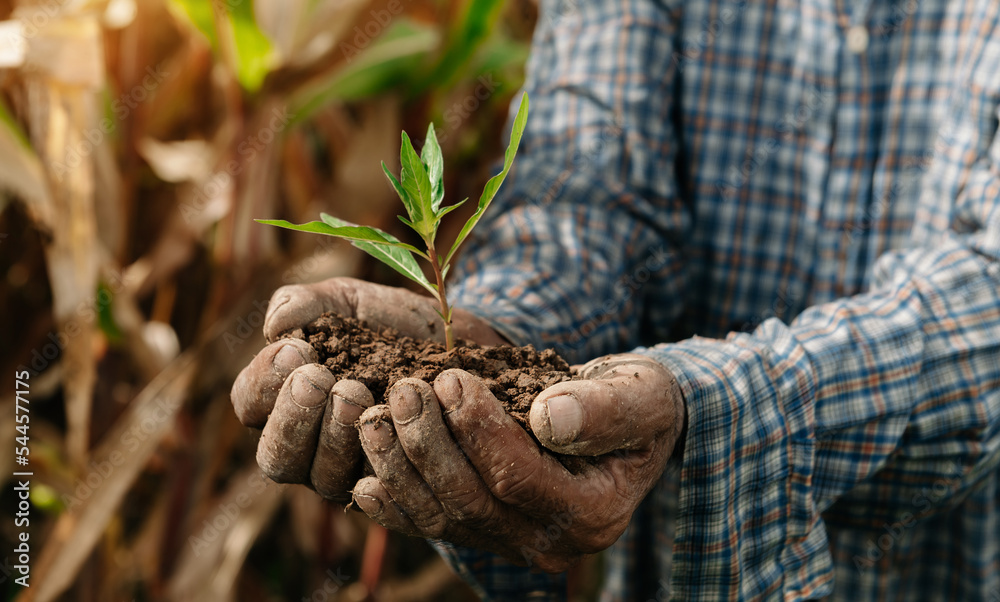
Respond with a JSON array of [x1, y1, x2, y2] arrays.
[[0, 0, 546, 600]]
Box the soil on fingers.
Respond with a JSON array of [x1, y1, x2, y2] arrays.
[[284, 313, 576, 429]]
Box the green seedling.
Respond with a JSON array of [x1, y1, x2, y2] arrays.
[[258, 93, 529, 351]]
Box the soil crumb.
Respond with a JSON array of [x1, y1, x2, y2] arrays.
[[285, 313, 575, 429]]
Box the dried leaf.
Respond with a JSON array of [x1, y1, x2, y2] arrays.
[[0, 97, 53, 232], [138, 138, 215, 183], [26, 82, 103, 465], [25, 353, 197, 602], [16, 11, 104, 88], [252, 0, 307, 60], [167, 467, 284, 602]]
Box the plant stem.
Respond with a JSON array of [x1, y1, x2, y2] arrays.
[[426, 245, 454, 351]]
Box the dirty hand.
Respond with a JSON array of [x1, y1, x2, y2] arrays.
[[352, 353, 685, 571], [230, 277, 505, 502]]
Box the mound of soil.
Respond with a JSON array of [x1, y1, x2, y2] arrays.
[[284, 313, 576, 429]]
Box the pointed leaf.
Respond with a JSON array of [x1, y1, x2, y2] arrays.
[[399, 131, 434, 237], [445, 92, 528, 265], [423, 122, 445, 210], [382, 161, 415, 216], [256, 217, 435, 293], [435, 197, 468, 219], [317, 215, 435, 293], [256, 218, 418, 252], [432, 197, 468, 240]]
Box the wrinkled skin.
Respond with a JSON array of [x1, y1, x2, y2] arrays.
[[230, 278, 505, 502], [231, 278, 685, 570], [353, 354, 684, 571]]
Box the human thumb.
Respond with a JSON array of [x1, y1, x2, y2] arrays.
[[528, 355, 682, 456]]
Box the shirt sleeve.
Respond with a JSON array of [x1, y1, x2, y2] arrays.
[[449, 0, 689, 366], [636, 21, 1000, 598], [442, 0, 687, 598]]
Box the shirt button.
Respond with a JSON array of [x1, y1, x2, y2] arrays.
[[846, 25, 869, 54]]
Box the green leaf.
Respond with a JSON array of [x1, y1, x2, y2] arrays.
[[435, 198, 468, 219], [445, 92, 528, 265], [167, 0, 275, 93], [399, 131, 434, 237], [167, 0, 218, 47], [96, 282, 123, 344], [471, 34, 531, 77], [256, 217, 435, 294], [431, 198, 468, 241], [422, 122, 445, 211], [289, 20, 439, 125], [0, 96, 30, 149], [381, 161, 415, 219], [229, 0, 276, 93], [256, 218, 418, 252], [397, 215, 419, 233], [416, 0, 505, 93]]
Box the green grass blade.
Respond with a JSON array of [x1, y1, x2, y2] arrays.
[[445, 92, 528, 265]]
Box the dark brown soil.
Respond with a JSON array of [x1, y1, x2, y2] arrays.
[[284, 313, 576, 429]]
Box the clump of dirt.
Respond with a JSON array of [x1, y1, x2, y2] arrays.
[[284, 313, 576, 429]]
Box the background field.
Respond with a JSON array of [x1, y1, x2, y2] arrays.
[[0, 1, 565, 600]]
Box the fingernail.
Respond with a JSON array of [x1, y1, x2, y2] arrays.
[[332, 380, 375, 408], [546, 395, 583, 445], [273, 343, 309, 377], [436, 372, 463, 412], [391, 384, 423, 423], [353, 493, 383, 517], [360, 419, 394, 452], [289, 371, 326, 409], [333, 394, 366, 426], [264, 293, 288, 326]]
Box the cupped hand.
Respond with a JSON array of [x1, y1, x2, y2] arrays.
[[351, 353, 685, 571], [230, 277, 505, 502]]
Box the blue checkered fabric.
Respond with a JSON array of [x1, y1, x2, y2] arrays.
[[442, 0, 1000, 599]]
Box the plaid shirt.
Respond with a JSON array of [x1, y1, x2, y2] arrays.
[[442, 0, 1000, 599]]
